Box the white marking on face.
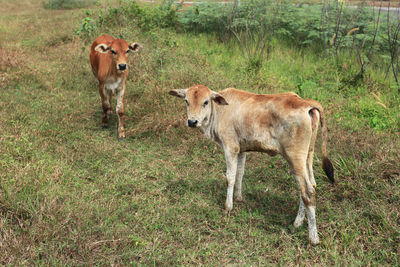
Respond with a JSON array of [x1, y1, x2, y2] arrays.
[[186, 97, 212, 128]]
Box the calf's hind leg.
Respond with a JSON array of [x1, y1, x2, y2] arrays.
[[305, 202, 319, 244], [289, 155, 319, 244], [296, 129, 319, 228], [294, 194, 306, 228]]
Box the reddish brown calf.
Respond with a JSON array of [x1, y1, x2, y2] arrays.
[[90, 34, 142, 139]]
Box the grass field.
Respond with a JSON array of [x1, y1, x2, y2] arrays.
[[1, 0, 399, 265]]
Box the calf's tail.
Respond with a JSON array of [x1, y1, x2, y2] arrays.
[[318, 107, 335, 184], [310, 104, 335, 184]]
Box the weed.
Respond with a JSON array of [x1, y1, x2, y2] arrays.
[[75, 14, 97, 42]]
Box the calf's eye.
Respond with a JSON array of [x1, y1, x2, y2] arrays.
[[203, 100, 209, 106], [111, 50, 116, 55], [185, 99, 189, 106]]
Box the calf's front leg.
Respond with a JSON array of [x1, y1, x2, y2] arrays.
[[116, 87, 126, 139], [223, 147, 239, 214], [99, 83, 111, 128], [234, 152, 246, 202]]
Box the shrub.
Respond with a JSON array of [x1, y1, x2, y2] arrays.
[[76, 0, 178, 41], [75, 14, 97, 42], [177, 0, 400, 82], [178, 3, 230, 36], [178, 0, 395, 55], [96, 0, 178, 29]]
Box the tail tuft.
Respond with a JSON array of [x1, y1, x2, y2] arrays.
[[322, 157, 335, 184]]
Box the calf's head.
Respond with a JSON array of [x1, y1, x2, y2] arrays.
[[95, 39, 142, 72], [169, 85, 228, 128]]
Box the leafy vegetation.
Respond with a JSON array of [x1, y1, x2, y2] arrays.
[[76, 0, 178, 41], [0, 0, 399, 265], [178, 1, 386, 50], [179, 1, 398, 84]]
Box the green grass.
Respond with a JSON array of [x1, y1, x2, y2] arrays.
[[43, 0, 97, 9], [0, 0, 399, 265]]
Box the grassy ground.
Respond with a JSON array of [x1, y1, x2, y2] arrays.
[[1, 0, 399, 265]]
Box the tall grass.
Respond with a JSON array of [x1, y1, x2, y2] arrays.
[[43, 0, 97, 9]]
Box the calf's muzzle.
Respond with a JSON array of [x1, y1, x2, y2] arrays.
[[118, 63, 127, 70], [188, 119, 198, 128]]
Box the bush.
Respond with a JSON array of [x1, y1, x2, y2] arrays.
[[178, 3, 231, 36], [76, 0, 178, 41], [177, 0, 400, 81], [44, 0, 96, 10], [178, 0, 393, 54], [98, 0, 177, 29]]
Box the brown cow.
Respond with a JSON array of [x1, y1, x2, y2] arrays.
[[90, 34, 142, 139], [169, 85, 334, 244]]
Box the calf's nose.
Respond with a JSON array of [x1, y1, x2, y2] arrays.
[[118, 64, 127, 70], [188, 120, 198, 128]]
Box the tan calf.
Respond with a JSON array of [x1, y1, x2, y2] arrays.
[[90, 34, 142, 139], [169, 85, 334, 245]]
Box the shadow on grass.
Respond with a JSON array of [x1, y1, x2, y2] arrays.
[[91, 109, 120, 138], [164, 176, 298, 229]]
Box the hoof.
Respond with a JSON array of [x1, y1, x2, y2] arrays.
[[118, 129, 125, 140], [309, 234, 320, 245], [223, 209, 231, 216], [293, 218, 304, 228], [118, 136, 125, 141], [102, 124, 108, 129], [310, 238, 320, 245]]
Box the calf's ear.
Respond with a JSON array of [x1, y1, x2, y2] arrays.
[[129, 43, 142, 52], [169, 89, 187, 98], [94, 44, 110, 53], [211, 92, 228, 105]]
